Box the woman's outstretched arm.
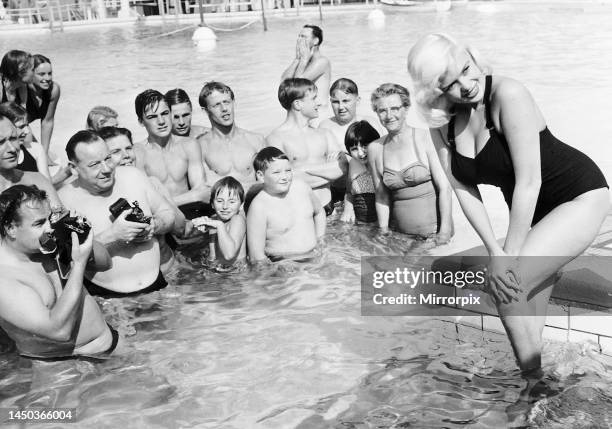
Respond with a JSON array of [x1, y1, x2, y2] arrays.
[[421, 129, 453, 242], [367, 139, 390, 232], [431, 128, 521, 302], [495, 79, 543, 256]]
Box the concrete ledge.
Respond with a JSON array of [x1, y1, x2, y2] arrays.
[[428, 218, 612, 355]]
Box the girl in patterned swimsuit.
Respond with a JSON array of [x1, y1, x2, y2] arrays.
[[407, 33, 609, 372], [340, 120, 380, 224]]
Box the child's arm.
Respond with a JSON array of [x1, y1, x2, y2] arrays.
[[310, 188, 326, 239], [340, 160, 355, 223], [216, 215, 247, 261], [246, 201, 268, 262]]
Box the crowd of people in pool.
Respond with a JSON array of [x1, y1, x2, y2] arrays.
[[0, 26, 609, 372]]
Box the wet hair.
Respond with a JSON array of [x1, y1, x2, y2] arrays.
[[370, 83, 411, 112], [165, 88, 192, 108], [86, 105, 119, 131], [0, 113, 13, 130], [209, 176, 245, 206], [66, 129, 102, 162], [278, 78, 317, 111], [330, 78, 358, 96], [303, 24, 323, 46], [344, 121, 380, 153], [407, 33, 489, 127], [0, 184, 47, 238], [0, 102, 27, 124], [97, 126, 133, 144], [134, 89, 167, 122], [0, 50, 33, 82], [32, 54, 51, 69], [198, 81, 235, 109], [253, 147, 290, 174]]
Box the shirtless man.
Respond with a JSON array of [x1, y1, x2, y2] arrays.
[[0, 114, 62, 209], [266, 78, 344, 210], [318, 78, 383, 207], [58, 130, 175, 296], [198, 81, 264, 191], [98, 125, 188, 237], [281, 25, 331, 114], [0, 185, 117, 359], [319, 78, 383, 148], [132, 89, 211, 219], [98, 126, 191, 274], [247, 147, 325, 262], [165, 88, 209, 141]]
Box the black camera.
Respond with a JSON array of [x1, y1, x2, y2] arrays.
[[50, 210, 91, 245], [46, 210, 91, 268], [109, 198, 151, 224]]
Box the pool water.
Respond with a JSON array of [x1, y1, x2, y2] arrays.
[[2, 2, 612, 427]]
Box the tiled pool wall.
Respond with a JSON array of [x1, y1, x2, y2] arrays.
[[437, 300, 612, 357]]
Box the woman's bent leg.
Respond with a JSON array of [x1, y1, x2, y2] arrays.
[[496, 189, 609, 370]]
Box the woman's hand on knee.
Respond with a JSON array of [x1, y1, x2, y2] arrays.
[[486, 255, 523, 304]]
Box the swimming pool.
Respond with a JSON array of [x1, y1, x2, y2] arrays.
[[2, 2, 612, 427]]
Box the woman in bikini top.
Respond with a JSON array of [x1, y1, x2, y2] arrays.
[[0, 50, 34, 113], [28, 54, 61, 157], [407, 33, 609, 372], [368, 83, 453, 241]]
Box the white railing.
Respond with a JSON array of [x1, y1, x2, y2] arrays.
[[0, 0, 372, 26]]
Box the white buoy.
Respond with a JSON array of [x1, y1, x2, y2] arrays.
[[192, 26, 217, 49], [367, 8, 385, 29]]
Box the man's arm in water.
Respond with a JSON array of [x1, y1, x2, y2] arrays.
[[309, 186, 326, 239], [246, 198, 268, 262], [300, 130, 346, 181], [174, 139, 211, 206], [0, 232, 92, 342]]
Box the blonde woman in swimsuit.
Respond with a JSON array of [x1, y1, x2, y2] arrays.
[[368, 83, 453, 242]]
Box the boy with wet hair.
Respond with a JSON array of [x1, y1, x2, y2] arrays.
[[266, 78, 345, 216], [164, 88, 209, 139], [246, 147, 325, 263], [132, 89, 211, 219]]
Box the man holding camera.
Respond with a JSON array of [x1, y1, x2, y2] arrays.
[[0, 185, 117, 359], [58, 130, 175, 296]]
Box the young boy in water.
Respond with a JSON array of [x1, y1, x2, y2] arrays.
[[192, 176, 246, 266], [247, 147, 325, 262]]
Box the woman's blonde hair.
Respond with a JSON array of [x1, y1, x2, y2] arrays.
[[407, 33, 489, 128]]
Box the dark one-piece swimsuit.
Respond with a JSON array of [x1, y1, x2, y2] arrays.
[[447, 75, 608, 226]]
